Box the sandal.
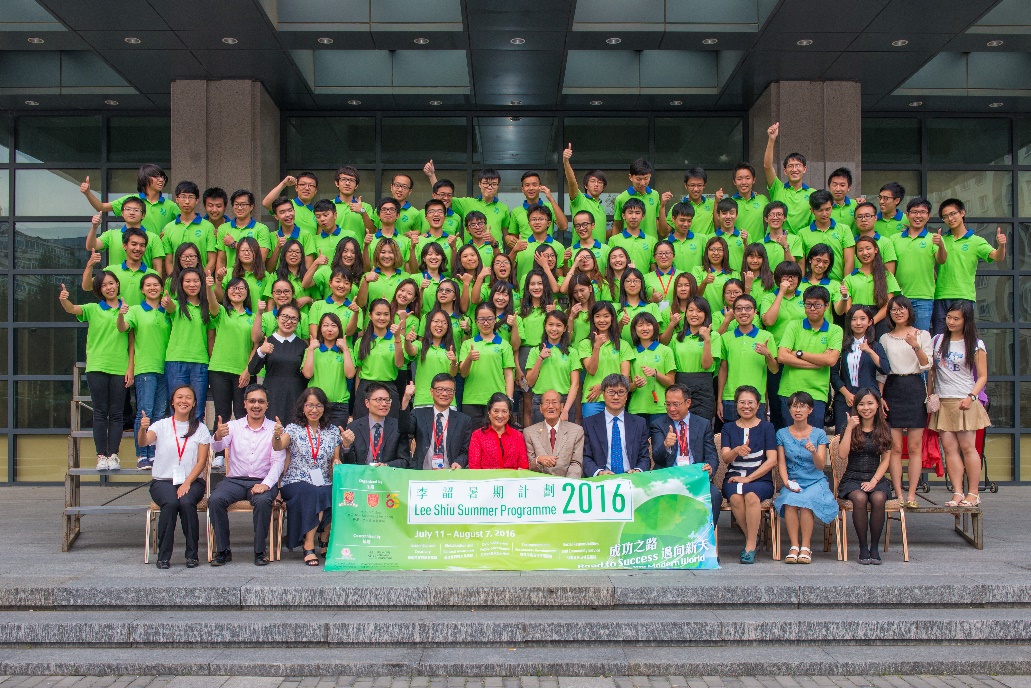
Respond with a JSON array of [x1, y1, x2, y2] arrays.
[[784, 546, 799, 564], [317, 536, 328, 556], [797, 547, 812, 564], [945, 492, 965, 507], [904, 499, 919, 509], [303, 549, 319, 566], [960, 493, 981, 507]]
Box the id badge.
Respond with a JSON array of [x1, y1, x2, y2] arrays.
[[431, 454, 445, 469], [659, 300, 670, 311], [675, 456, 690, 467], [309, 468, 326, 486], [171, 465, 186, 485]]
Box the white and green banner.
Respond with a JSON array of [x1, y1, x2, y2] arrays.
[[325, 465, 718, 571]]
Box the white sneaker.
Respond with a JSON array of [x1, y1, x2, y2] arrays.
[[96, 455, 110, 470], [108, 454, 121, 470], [211, 455, 225, 471]]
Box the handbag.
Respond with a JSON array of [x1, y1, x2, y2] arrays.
[[925, 393, 941, 414], [921, 422, 944, 477]]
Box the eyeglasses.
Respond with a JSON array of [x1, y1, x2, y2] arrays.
[[467, 221, 486, 228], [654, 251, 673, 258], [380, 207, 398, 214], [664, 401, 683, 407], [573, 222, 593, 230], [279, 315, 299, 322], [304, 403, 324, 410], [369, 396, 391, 404], [437, 287, 455, 294], [734, 305, 755, 312], [941, 211, 961, 220], [295, 182, 316, 189], [432, 387, 456, 395], [604, 388, 628, 397], [391, 182, 412, 191], [272, 289, 292, 296], [480, 181, 499, 189], [476, 316, 495, 323], [337, 176, 357, 184], [245, 398, 267, 404], [854, 213, 876, 220], [765, 211, 785, 219], [426, 209, 445, 216], [232, 202, 252, 208], [803, 302, 825, 310]]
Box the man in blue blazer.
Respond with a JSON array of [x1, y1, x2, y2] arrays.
[[582, 374, 651, 476], [649, 383, 722, 525]]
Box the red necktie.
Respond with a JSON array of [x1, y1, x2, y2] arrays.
[[678, 422, 688, 459], [550, 426, 556, 451]]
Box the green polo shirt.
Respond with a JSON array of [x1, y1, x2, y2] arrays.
[[413, 271, 444, 314], [672, 331, 722, 374], [112, 193, 179, 236], [308, 296, 363, 342], [570, 193, 608, 243], [515, 235, 566, 288], [667, 196, 715, 237], [273, 226, 317, 259], [760, 233, 804, 271], [222, 271, 268, 315], [208, 305, 256, 375], [165, 301, 212, 364], [778, 318, 843, 399], [309, 344, 350, 404], [569, 238, 610, 271], [614, 186, 662, 240], [217, 219, 272, 272], [732, 192, 769, 237], [123, 302, 171, 375], [935, 230, 994, 301], [796, 220, 855, 282], [759, 289, 804, 343], [609, 230, 655, 271], [516, 307, 548, 349], [856, 231, 898, 265], [569, 309, 591, 350], [831, 197, 856, 230], [692, 267, 739, 316], [261, 272, 312, 311], [768, 182, 814, 234], [353, 332, 401, 382], [714, 228, 747, 272], [107, 261, 159, 307], [415, 232, 456, 267], [800, 277, 844, 305], [368, 231, 412, 266], [333, 197, 374, 242], [308, 266, 359, 302], [668, 233, 706, 273], [874, 209, 909, 238], [373, 201, 421, 235], [364, 268, 407, 305], [643, 268, 680, 306], [261, 308, 310, 338], [628, 342, 675, 415], [452, 196, 510, 245], [96, 227, 165, 269], [460, 334, 515, 404], [312, 228, 346, 261], [287, 198, 317, 235], [508, 198, 558, 241], [419, 309, 467, 352], [411, 342, 456, 407], [464, 240, 496, 273], [577, 338, 636, 402], [617, 301, 665, 344], [890, 229, 939, 300], [79, 301, 129, 375], [719, 326, 777, 402], [415, 208, 463, 239], [162, 215, 216, 258], [526, 343, 582, 395], [843, 269, 901, 308]]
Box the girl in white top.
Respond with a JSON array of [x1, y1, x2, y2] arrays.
[[138, 384, 211, 568], [927, 301, 990, 507]]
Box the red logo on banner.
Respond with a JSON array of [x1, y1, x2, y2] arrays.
[[367, 493, 380, 507], [343, 492, 355, 505], [385, 493, 399, 509]]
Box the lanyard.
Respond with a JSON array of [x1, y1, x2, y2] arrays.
[[432, 416, 449, 451], [171, 419, 187, 462], [655, 270, 674, 298], [677, 422, 689, 457], [306, 425, 321, 467], [370, 426, 385, 461]]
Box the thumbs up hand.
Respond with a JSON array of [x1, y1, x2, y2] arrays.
[[214, 415, 230, 440], [273, 416, 284, 436], [664, 425, 677, 448], [59, 283, 70, 301], [997, 226, 1007, 246], [139, 410, 150, 433], [932, 227, 943, 247], [80, 175, 91, 194], [205, 270, 215, 288], [562, 143, 573, 161], [314, 249, 327, 266], [446, 345, 456, 363]]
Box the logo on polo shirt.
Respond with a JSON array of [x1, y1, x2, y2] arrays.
[[647, 197, 656, 205], [919, 242, 927, 248], [819, 336, 828, 345], [194, 229, 202, 237], [493, 207, 501, 215], [961, 244, 970, 252], [401, 214, 409, 223]]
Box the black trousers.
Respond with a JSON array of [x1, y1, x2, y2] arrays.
[[149, 478, 205, 562], [207, 477, 278, 554], [86, 371, 128, 456], [209, 371, 246, 423]]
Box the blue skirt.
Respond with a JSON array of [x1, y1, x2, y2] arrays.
[[280, 481, 333, 550], [775, 476, 840, 524]]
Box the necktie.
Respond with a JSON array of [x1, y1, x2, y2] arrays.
[[610, 417, 624, 474], [550, 426, 556, 451], [372, 423, 382, 462], [434, 413, 444, 454], [678, 421, 688, 462]]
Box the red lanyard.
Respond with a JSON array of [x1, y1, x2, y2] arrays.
[[306, 425, 321, 467], [432, 417, 449, 451], [677, 421, 689, 457], [171, 419, 187, 462], [370, 426, 385, 461], [655, 270, 674, 298]]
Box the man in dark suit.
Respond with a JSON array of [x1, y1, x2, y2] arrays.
[[405, 374, 473, 469], [650, 383, 722, 525], [582, 374, 650, 476], [341, 382, 413, 468]]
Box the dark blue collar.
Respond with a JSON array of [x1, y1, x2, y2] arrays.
[[904, 228, 929, 238], [877, 209, 904, 222], [672, 231, 695, 240], [523, 199, 543, 211], [715, 228, 740, 237], [655, 267, 675, 276], [835, 196, 853, 207], [473, 334, 502, 345], [278, 226, 300, 239], [809, 219, 838, 232], [140, 302, 165, 313], [805, 277, 832, 286], [957, 229, 974, 239], [318, 343, 341, 353], [293, 198, 313, 212], [320, 227, 341, 238], [627, 186, 653, 196], [732, 192, 756, 200], [573, 239, 601, 250], [784, 182, 811, 190], [528, 234, 553, 244], [636, 341, 659, 352], [733, 326, 758, 338], [230, 218, 256, 230], [763, 233, 785, 243], [175, 214, 202, 226], [139, 192, 165, 204], [372, 330, 394, 341], [374, 230, 396, 239], [802, 318, 830, 332], [424, 231, 450, 238], [474, 196, 499, 204], [120, 261, 148, 273], [373, 267, 402, 276], [400, 201, 412, 210], [98, 299, 123, 311], [621, 229, 645, 239], [850, 268, 862, 276]]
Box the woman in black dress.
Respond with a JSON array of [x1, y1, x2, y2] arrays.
[[837, 387, 893, 565], [247, 302, 309, 424], [830, 305, 889, 435]]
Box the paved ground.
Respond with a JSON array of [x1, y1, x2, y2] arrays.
[[0, 675, 1029, 687]]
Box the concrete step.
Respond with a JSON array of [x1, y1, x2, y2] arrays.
[[2, 643, 1031, 676], [2, 608, 1031, 647]]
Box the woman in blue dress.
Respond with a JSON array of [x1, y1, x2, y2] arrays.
[[775, 391, 839, 564], [720, 384, 778, 565]]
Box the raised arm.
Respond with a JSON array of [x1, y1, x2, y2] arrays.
[[763, 122, 780, 190], [79, 176, 113, 213]]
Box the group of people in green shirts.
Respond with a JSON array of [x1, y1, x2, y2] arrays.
[[64, 122, 1003, 504]]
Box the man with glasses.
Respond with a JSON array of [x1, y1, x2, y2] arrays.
[[582, 374, 650, 477], [427, 163, 511, 246], [216, 190, 272, 275], [525, 389, 584, 478], [373, 174, 420, 235], [464, 212, 498, 268], [414, 199, 459, 271], [208, 384, 286, 567], [717, 294, 778, 423], [416, 181, 463, 242], [891, 197, 947, 332], [562, 144, 608, 243], [262, 172, 319, 235], [406, 374, 472, 470], [332, 166, 375, 242], [776, 286, 842, 428], [566, 210, 610, 268], [931, 197, 1006, 336], [649, 384, 720, 525], [852, 201, 898, 273], [763, 122, 814, 234], [874, 182, 909, 238], [341, 382, 413, 468]]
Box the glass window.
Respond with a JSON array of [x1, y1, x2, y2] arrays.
[[980, 328, 1013, 377], [862, 118, 920, 165], [382, 118, 467, 166], [16, 435, 79, 481], [1022, 382, 1031, 429], [983, 434, 1013, 482], [0, 275, 6, 320], [15, 168, 99, 217], [927, 118, 1011, 165], [15, 380, 72, 429], [860, 170, 921, 206], [0, 169, 8, 216], [563, 117, 648, 168], [106, 168, 173, 205], [986, 381, 1013, 428], [15, 222, 90, 270], [473, 117, 559, 168], [108, 117, 171, 164], [1018, 172, 1031, 218], [1021, 434, 1031, 481], [15, 327, 86, 376], [0, 113, 11, 162], [0, 327, 7, 376], [0, 435, 7, 482], [651, 169, 735, 206], [15, 275, 85, 323], [654, 118, 744, 169], [284, 117, 375, 168], [377, 170, 437, 211], [976, 275, 1012, 323], [15, 116, 102, 164], [0, 220, 8, 269], [283, 170, 340, 204], [927, 171, 1012, 218], [1018, 119, 1031, 165]]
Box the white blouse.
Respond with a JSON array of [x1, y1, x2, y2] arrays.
[[879, 329, 933, 376], [149, 417, 211, 481]]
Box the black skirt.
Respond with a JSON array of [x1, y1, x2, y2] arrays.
[[280, 481, 333, 550], [883, 374, 927, 429]]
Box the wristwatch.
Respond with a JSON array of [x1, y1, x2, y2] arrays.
[[795, 350, 804, 359], [968, 393, 977, 401]]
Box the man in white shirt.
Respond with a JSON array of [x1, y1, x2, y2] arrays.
[[525, 390, 584, 477]]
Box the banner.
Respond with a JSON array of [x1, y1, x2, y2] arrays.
[[325, 464, 718, 571]]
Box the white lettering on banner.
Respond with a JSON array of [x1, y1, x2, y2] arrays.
[[407, 478, 634, 524]]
